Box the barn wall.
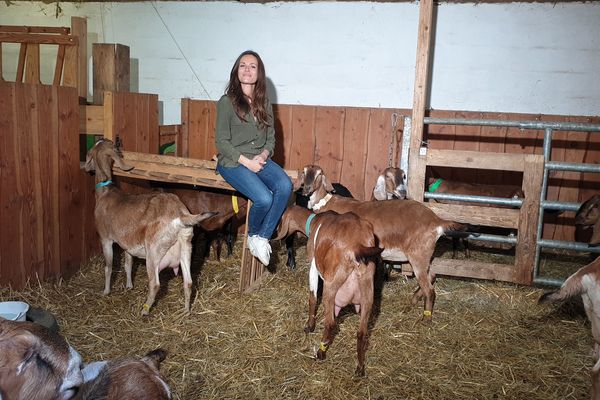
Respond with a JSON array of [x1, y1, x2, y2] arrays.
[[0, 82, 96, 289], [1, 2, 599, 124], [182, 99, 600, 241]]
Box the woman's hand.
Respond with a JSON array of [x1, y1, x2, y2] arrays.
[[239, 155, 264, 173]]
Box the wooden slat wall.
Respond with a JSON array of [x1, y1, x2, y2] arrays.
[[186, 99, 407, 201], [182, 99, 599, 241], [0, 82, 92, 289]]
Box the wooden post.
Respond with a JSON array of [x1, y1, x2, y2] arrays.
[[92, 43, 130, 105], [513, 154, 544, 284], [71, 17, 87, 101], [24, 43, 40, 84], [180, 98, 190, 157], [408, 0, 434, 202], [103, 91, 114, 141]]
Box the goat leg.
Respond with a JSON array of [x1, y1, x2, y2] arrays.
[[316, 283, 337, 361], [142, 259, 160, 316], [286, 235, 296, 270], [355, 263, 375, 377], [123, 252, 134, 289], [305, 292, 317, 333], [179, 238, 193, 313], [101, 239, 114, 295]]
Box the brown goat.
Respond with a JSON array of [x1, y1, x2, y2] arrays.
[[427, 177, 524, 258], [371, 166, 407, 200], [78, 349, 171, 400], [576, 194, 600, 246], [84, 139, 217, 315], [539, 256, 600, 399], [165, 187, 247, 259], [275, 205, 382, 376], [297, 165, 471, 322], [0, 319, 84, 400]]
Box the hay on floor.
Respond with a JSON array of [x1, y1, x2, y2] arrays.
[[0, 236, 594, 400]]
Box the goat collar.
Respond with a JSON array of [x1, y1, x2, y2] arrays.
[[95, 180, 113, 189], [428, 178, 443, 193], [305, 213, 317, 236], [311, 193, 333, 211]]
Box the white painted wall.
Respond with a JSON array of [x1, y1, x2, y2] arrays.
[[1, 1, 598, 124]]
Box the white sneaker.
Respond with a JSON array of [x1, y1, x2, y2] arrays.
[[253, 236, 271, 266]]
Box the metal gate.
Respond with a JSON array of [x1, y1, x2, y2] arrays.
[[401, 116, 600, 285]]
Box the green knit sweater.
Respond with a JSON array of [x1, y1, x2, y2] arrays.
[[215, 95, 275, 168]]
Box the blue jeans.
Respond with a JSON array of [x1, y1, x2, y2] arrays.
[[217, 159, 292, 239]]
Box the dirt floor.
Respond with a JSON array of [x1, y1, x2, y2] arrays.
[[0, 236, 595, 400]]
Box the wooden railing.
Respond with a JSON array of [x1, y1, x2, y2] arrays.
[[0, 17, 87, 99]]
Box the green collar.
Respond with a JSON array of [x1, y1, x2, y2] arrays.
[[305, 213, 317, 236], [428, 178, 443, 193], [96, 180, 113, 189]]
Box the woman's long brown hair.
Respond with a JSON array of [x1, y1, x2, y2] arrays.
[[225, 50, 270, 131]]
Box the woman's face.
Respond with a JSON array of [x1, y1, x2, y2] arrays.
[[238, 54, 259, 86]]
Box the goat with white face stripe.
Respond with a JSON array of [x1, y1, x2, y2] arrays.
[[372, 167, 407, 201]]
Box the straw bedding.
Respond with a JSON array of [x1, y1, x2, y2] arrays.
[[1, 236, 594, 400]]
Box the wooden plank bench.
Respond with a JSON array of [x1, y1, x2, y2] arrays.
[[110, 150, 297, 292]]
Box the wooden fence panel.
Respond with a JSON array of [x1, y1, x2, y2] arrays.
[[340, 107, 370, 200], [0, 82, 83, 289], [287, 105, 316, 171], [0, 83, 20, 287], [58, 84, 83, 279], [314, 107, 345, 183], [15, 83, 38, 283]]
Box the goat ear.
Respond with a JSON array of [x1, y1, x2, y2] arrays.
[[321, 174, 334, 193], [274, 208, 291, 240], [591, 222, 600, 246], [84, 153, 96, 173], [372, 175, 387, 201], [111, 152, 134, 172], [292, 169, 304, 191]]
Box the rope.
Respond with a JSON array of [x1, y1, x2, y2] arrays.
[[388, 112, 399, 167], [150, 2, 212, 100]]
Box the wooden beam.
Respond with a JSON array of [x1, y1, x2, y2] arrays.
[[425, 203, 520, 229], [426, 149, 526, 172], [70, 17, 87, 100], [0, 26, 69, 34], [92, 43, 130, 105], [513, 154, 544, 284], [0, 33, 76, 46], [408, 0, 434, 201], [430, 258, 515, 283], [103, 92, 114, 140], [53, 44, 66, 86], [24, 43, 40, 84]]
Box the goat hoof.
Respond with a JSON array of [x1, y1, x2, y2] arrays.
[[102, 290, 110, 296], [316, 349, 327, 360], [304, 322, 316, 333], [354, 365, 366, 377]]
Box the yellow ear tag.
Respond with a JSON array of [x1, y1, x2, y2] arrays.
[[143, 303, 151, 312], [232, 195, 239, 214], [423, 310, 432, 317], [319, 342, 329, 352]]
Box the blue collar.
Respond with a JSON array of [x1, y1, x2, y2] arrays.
[[95, 180, 113, 189], [305, 213, 317, 236]]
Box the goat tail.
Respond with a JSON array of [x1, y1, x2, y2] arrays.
[[354, 245, 383, 264], [538, 275, 585, 305], [141, 348, 168, 370], [442, 221, 480, 239], [180, 211, 218, 227]]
